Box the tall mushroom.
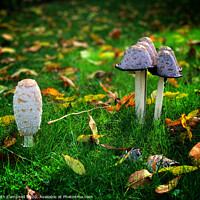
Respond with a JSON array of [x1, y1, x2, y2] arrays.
[[154, 49, 182, 120], [13, 79, 42, 147], [115, 44, 152, 123]]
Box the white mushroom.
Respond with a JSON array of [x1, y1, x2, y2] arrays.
[[13, 79, 42, 147], [154, 50, 182, 120]]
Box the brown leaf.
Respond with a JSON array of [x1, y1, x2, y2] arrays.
[[109, 28, 121, 39], [73, 41, 88, 48], [1, 134, 17, 150], [1, 57, 16, 64], [26, 185, 41, 200], [1, 33, 13, 41], [59, 75, 77, 89], [58, 67, 79, 76], [101, 144, 132, 151], [23, 45, 42, 53], [189, 142, 200, 165], [128, 169, 152, 189], [87, 70, 115, 79], [90, 33, 105, 44]]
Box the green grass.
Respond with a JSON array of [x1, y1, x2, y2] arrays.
[[0, 0, 200, 199]]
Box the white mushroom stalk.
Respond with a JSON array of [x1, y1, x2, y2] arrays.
[[154, 49, 182, 120], [115, 44, 152, 123], [13, 79, 42, 147]]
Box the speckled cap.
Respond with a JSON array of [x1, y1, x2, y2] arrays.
[[115, 44, 152, 71], [156, 50, 183, 78], [137, 37, 157, 65], [158, 46, 182, 72]]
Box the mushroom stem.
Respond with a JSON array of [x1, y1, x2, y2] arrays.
[[154, 77, 165, 120], [23, 135, 34, 147], [140, 70, 147, 123], [135, 71, 142, 123]]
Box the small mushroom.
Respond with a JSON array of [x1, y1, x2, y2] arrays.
[[115, 44, 152, 123], [154, 50, 182, 120], [13, 79, 42, 147]]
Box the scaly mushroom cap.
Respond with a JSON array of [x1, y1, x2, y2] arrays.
[[137, 37, 157, 61], [158, 46, 182, 72], [156, 50, 182, 78], [137, 41, 155, 65], [115, 44, 152, 71], [13, 79, 42, 136]]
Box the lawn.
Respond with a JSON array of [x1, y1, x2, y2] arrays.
[[0, 0, 200, 199]]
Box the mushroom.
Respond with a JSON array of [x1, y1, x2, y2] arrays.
[[13, 79, 42, 147], [154, 49, 182, 120], [115, 44, 152, 123]]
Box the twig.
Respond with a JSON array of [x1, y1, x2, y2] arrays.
[[47, 106, 109, 124]]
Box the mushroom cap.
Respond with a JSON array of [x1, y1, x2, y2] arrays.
[[156, 50, 182, 78], [13, 79, 42, 136], [115, 44, 152, 71], [158, 46, 182, 72], [137, 37, 157, 58], [137, 41, 156, 65]]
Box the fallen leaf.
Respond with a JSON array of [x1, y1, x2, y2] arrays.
[[84, 94, 107, 102], [55, 94, 79, 102], [11, 68, 38, 79], [0, 57, 16, 64], [181, 114, 192, 141], [0, 85, 8, 94], [158, 165, 198, 176], [59, 75, 77, 89], [73, 41, 88, 48], [58, 67, 79, 76], [0, 47, 16, 54], [99, 51, 115, 59], [100, 144, 132, 151], [62, 154, 86, 175], [89, 115, 98, 136], [23, 45, 42, 53], [42, 88, 61, 96], [0, 115, 15, 126], [1, 33, 13, 41], [76, 134, 105, 143], [168, 78, 179, 88], [1, 135, 17, 150], [128, 169, 152, 189], [155, 176, 181, 194], [109, 28, 121, 39], [26, 185, 41, 200], [87, 70, 115, 79], [147, 155, 179, 173], [90, 33, 105, 44], [189, 142, 200, 165]]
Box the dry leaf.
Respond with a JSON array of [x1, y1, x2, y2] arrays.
[[11, 68, 38, 78], [1, 33, 13, 41], [0, 47, 16, 54], [26, 185, 41, 200], [189, 142, 200, 165], [87, 70, 115, 79], [76, 134, 105, 143], [109, 28, 121, 39], [90, 33, 105, 44], [1, 135, 17, 150], [23, 45, 42, 53], [59, 75, 77, 89], [42, 88, 61, 96], [73, 41, 88, 48], [128, 169, 152, 189], [58, 67, 79, 76], [0, 115, 15, 126], [168, 78, 179, 88], [62, 154, 86, 175], [155, 176, 181, 194]]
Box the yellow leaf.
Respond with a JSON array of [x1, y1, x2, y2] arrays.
[[113, 148, 134, 167], [176, 93, 189, 99], [163, 91, 179, 98], [58, 53, 64, 60], [99, 51, 115, 59], [42, 88, 63, 96], [62, 154, 86, 175], [1, 47, 16, 54], [0, 85, 8, 94], [181, 114, 192, 140], [90, 33, 105, 44], [188, 109, 200, 117], [84, 94, 107, 102], [76, 134, 105, 143], [158, 165, 198, 176], [11, 68, 38, 78], [0, 115, 15, 126], [55, 94, 78, 102], [155, 176, 181, 194]]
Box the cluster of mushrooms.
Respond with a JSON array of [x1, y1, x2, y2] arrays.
[[115, 37, 183, 123], [12, 37, 182, 147]]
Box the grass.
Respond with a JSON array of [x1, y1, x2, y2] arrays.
[[0, 0, 200, 199]]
